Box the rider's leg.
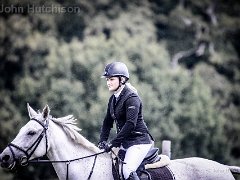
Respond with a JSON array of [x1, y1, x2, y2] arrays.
[[123, 144, 152, 180]]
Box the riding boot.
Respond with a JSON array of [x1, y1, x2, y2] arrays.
[[127, 171, 140, 180]]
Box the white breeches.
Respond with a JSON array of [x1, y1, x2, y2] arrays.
[[122, 144, 152, 179]]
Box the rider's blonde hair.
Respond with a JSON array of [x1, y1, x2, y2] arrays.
[[126, 82, 138, 95]]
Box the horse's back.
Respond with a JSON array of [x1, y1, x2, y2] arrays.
[[168, 157, 235, 180]]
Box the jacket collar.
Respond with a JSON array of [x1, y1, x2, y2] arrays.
[[114, 85, 130, 105], [114, 85, 125, 98]]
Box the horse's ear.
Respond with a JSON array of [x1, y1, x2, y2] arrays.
[[42, 105, 50, 119], [27, 103, 38, 118]]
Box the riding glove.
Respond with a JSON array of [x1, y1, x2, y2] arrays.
[[98, 141, 107, 149], [104, 142, 113, 153]]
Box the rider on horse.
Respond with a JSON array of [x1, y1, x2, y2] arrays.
[[98, 61, 154, 180]]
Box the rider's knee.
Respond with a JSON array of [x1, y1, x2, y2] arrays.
[[122, 163, 133, 179]]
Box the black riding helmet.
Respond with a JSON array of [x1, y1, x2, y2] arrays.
[[102, 62, 129, 79]]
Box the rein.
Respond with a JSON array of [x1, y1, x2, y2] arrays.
[[29, 151, 105, 180], [8, 117, 106, 180]]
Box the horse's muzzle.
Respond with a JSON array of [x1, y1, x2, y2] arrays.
[[0, 153, 19, 170], [0, 154, 16, 169]]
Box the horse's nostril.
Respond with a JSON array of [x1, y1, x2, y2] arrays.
[[2, 155, 10, 162]]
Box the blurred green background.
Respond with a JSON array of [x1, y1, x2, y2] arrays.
[[0, 0, 239, 179]]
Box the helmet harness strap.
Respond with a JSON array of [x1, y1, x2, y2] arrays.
[[113, 76, 127, 92]]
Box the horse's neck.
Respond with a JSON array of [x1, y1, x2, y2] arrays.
[[46, 122, 97, 180]]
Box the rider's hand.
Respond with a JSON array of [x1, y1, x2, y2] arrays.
[[104, 142, 113, 153], [98, 141, 107, 150], [98, 141, 113, 152]]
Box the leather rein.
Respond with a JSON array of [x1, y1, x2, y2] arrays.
[[7, 118, 105, 180]]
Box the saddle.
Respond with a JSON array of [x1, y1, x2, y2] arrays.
[[138, 147, 161, 171], [112, 147, 172, 180]]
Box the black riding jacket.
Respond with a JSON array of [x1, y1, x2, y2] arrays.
[[100, 85, 152, 149]]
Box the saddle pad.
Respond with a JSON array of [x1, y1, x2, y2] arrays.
[[145, 155, 170, 169], [145, 166, 175, 180]]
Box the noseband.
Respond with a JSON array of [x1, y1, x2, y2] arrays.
[[8, 118, 49, 166]]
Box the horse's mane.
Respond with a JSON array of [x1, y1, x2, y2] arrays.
[[50, 115, 100, 153]]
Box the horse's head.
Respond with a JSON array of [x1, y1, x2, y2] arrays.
[[0, 104, 50, 169]]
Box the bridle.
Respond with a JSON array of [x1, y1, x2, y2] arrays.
[[8, 117, 49, 166], [7, 117, 105, 180]]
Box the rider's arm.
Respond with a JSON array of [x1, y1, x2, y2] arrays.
[[99, 98, 114, 142], [111, 96, 140, 147]]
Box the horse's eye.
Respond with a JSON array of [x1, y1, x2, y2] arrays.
[[27, 131, 36, 136]]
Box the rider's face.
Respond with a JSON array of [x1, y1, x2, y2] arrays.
[[106, 77, 119, 92]]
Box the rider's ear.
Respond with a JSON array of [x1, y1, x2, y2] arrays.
[[120, 77, 127, 84], [27, 103, 38, 118], [42, 105, 50, 119]]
